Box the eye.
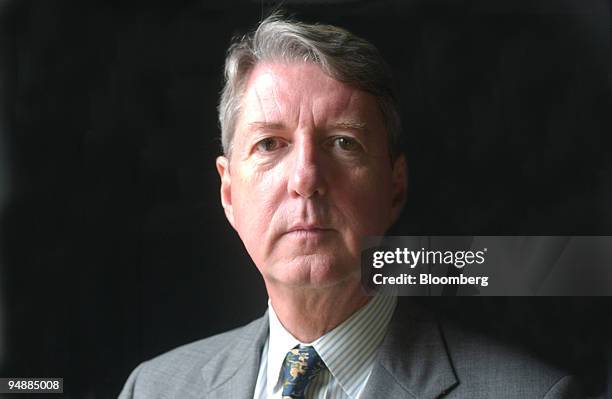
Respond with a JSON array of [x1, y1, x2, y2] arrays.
[[331, 136, 362, 152], [255, 137, 286, 153]]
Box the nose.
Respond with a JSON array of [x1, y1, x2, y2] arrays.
[[287, 135, 327, 198]]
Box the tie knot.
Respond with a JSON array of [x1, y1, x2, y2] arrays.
[[281, 345, 325, 398]]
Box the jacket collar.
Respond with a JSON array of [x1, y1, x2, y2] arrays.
[[200, 299, 458, 399], [200, 314, 270, 398], [360, 298, 458, 399]]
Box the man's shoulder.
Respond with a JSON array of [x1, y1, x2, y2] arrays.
[[149, 320, 257, 366], [390, 300, 582, 398], [439, 319, 580, 398], [118, 315, 267, 399]]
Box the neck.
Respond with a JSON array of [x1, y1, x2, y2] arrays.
[[266, 279, 371, 343]]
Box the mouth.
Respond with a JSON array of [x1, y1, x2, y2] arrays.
[[285, 225, 335, 238]]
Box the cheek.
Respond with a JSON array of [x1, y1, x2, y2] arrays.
[[230, 166, 286, 245], [333, 167, 395, 236]]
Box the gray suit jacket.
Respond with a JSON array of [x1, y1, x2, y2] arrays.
[[119, 300, 582, 398]]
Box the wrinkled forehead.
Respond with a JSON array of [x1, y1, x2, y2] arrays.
[[238, 61, 384, 129]]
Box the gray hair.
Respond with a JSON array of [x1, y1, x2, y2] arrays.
[[218, 13, 401, 159]]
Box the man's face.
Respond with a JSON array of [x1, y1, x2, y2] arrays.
[[216, 62, 405, 289]]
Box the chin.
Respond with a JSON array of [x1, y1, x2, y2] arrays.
[[269, 254, 360, 288]]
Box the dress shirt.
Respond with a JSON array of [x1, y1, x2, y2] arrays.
[[253, 294, 397, 399]]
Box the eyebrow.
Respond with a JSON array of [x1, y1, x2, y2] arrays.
[[247, 121, 368, 134], [329, 121, 368, 133], [247, 121, 285, 131]]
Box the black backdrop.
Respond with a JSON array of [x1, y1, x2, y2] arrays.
[[0, 0, 611, 397]]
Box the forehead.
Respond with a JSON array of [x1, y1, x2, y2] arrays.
[[239, 61, 383, 128]]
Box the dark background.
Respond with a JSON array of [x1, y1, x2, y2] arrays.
[[0, 0, 611, 397]]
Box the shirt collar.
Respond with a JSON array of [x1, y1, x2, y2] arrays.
[[266, 294, 397, 398]]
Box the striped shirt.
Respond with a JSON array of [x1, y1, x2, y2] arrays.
[[253, 294, 397, 399]]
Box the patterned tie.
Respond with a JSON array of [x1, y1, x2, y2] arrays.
[[281, 345, 325, 399]]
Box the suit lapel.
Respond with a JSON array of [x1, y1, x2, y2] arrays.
[[361, 299, 458, 399], [200, 313, 269, 399], [198, 300, 458, 399]]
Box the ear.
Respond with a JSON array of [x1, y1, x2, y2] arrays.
[[216, 156, 235, 228], [390, 154, 407, 223]]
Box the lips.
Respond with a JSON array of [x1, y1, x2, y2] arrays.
[[284, 224, 335, 240], [287, 224, 333, 233]]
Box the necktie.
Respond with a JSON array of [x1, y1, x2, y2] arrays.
[[281, 345, 325, 399]]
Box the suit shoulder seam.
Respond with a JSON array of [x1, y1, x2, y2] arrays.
[[541, 374, 573, 398]]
